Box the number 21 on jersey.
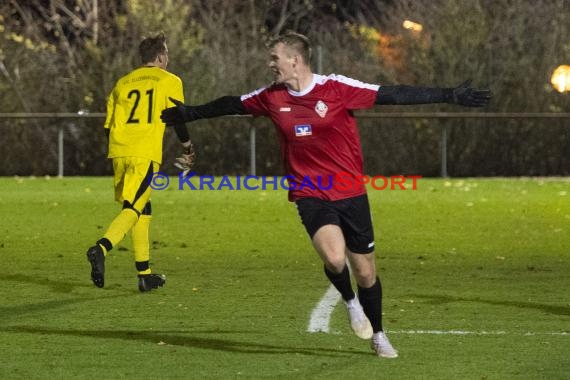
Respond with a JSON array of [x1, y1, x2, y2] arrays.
[[126, 88, 154, 124]]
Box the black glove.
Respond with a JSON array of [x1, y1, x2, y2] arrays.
[[161, 97, 194, 125], [445, 80, 492, 107]]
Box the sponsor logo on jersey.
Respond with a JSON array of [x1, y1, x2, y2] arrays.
[[315, 100, 328, 118], [294, 124, 312, 136], [279, 107, 291, 112]]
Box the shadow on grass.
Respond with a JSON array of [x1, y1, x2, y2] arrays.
[[3, 273, 136, 293], [412, 294, 570, 316], [0, 294, 132, 321], [4, 273, 99, 293], [2, 326, 365, 357]]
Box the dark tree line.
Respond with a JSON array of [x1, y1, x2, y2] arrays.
[[0, 0, 568, 176]]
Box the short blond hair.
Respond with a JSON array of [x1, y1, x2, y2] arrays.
[[268, 32, 312, 66]]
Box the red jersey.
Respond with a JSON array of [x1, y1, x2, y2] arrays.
[[240, 74, 379, 201]]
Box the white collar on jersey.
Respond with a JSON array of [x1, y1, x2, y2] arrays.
[[287, 74, 323, 97]]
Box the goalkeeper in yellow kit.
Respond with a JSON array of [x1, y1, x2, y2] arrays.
[[85, 32, 194, 291]]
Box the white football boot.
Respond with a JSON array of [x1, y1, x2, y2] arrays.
[[344, 297, 373, 339], [371, 331, 399, 358]]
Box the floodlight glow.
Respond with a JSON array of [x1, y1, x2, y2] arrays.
[[402, 20, 423, 32], [551, 65, 570, 93]]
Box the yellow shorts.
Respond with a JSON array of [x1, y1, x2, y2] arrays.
[[112, 157, 159, 213]]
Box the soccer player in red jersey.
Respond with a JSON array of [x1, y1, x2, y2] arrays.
[[161, 32, 491, 358]]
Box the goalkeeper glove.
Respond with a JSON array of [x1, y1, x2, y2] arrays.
[[445, 80, 492, 107], [174, 141, 195, 176]]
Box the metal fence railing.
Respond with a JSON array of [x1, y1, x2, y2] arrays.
[[1, 112, 569, 177]]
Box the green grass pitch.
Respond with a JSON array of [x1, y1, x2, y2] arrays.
[[0, 176, 568, 379]]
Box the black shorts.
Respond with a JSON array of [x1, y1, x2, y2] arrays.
[[295, 193, 375, 254]]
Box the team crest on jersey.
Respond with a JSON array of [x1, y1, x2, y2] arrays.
[[315, 100, 328, 118], [294, 124, 312, 136]]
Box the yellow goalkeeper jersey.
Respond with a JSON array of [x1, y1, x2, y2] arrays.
[[104, 66, 184, 164]]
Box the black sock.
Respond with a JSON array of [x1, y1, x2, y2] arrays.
[[97, 238, 113, 253], [358, 277, 383, 333], [324, 265, 355, 301], [135, 261, 149, 272]]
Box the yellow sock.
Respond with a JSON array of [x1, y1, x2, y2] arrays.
[[103, 208, 139, 248], [98, 244, 108, 256], [132, 215, 152, 274]]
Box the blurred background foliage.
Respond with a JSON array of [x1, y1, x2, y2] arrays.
[[0, 0, 568, 176]]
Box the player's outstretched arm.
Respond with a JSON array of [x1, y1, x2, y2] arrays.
[[161, 96, 247, 125], [375, 80, 491, 107], [444, 80, 492, 107]]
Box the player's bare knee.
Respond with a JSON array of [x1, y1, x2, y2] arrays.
[[349, 257, 376, 287], [351, 264, 374, 283], [323, 254, 347, 273], [356, 273, 376, 288]]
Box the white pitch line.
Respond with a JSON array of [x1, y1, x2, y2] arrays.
[[307, 285, 341, 333], [307, 288, 568, 337], [387, 330, 569, 336]]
